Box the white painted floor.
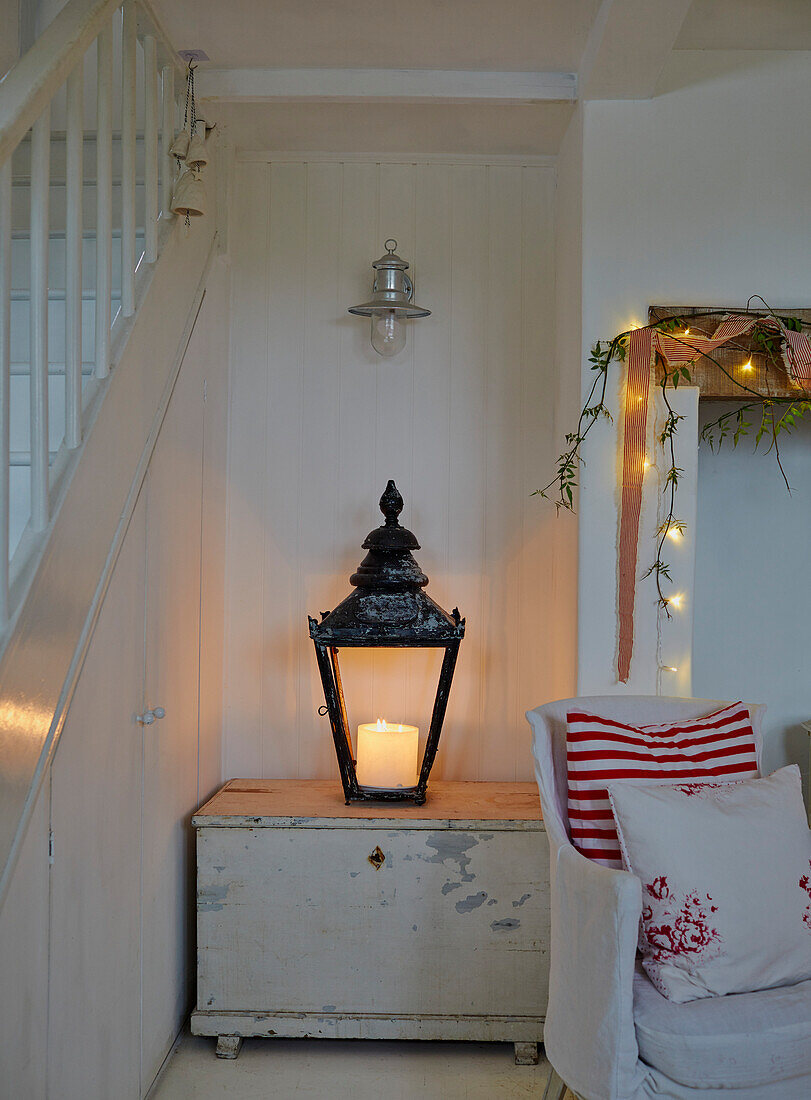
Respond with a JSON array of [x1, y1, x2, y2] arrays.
[[151, 1032, 552, 1099]]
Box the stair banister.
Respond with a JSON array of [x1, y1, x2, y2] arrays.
[[94, 20, 113, 382], [0, 0, 188, 626], [0, 160, 9, 621], [144, 35, 159, 264], [121, 0, 137, 317], [0, 0, 205, 913], [0, 0, 120, 167], [29, 108, 50, 532], [65, 66, 83, 450]]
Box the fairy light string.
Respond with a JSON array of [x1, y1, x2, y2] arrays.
[[535, 304, 811, 684]]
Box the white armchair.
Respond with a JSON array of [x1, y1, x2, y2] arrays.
[[527, 696, 811, 1100]]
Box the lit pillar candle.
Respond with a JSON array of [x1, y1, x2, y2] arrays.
[[356, 719, 419, 790]]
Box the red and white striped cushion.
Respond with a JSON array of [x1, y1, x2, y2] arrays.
[[566, 703, 759, 868]]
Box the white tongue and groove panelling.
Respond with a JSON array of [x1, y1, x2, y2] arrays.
[[224, 156, 567, 784]]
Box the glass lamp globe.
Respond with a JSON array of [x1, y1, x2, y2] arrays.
[[371, 309, 407, 357]]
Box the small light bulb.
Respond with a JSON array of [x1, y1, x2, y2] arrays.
[[643, 457, 651, 471], [659, 665, 679, 673], [741, 359, 753, 372], [667, 526, 683, 542], [683, 327, 690, 336], [669, 594, 683, 609]]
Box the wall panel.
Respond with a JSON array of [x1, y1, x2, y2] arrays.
[[224, 156, 564, 782]]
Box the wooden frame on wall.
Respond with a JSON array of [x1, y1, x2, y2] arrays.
[[649, 305, 811, 400]]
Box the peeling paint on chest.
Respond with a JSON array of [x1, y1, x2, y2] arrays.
[[441, 881, 462, 895], [422, 832, 479, 882], [513, 893, 532, 908], [491, 917, 520, 931], [455, 891, 488, 913]]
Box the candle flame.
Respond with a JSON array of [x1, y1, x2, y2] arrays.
[[375, 717, 387, 731]]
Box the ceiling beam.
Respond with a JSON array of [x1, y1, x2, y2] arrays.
[[198, 67, 577, 105], [580, 0, 694, 99]]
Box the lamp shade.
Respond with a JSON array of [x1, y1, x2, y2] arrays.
[[348, 242, 431, 320]]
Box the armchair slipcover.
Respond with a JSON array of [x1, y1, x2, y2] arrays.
[[527, 696, 811, 1100]]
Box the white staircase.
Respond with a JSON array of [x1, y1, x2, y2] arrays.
[[9, 133, 147, 555], [0, 0, 200, 905]]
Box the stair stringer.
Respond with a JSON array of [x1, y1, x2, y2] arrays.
[[0, 209, 219, 906]]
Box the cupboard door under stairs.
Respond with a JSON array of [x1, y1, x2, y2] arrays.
[[46, 341, 206, 1099], [48, 494, 147, 1100], [141, 338, 205, 1090]]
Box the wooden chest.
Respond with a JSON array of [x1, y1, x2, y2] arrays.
[[191, 779, 550, 1061]]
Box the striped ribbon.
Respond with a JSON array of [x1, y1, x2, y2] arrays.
[[617, 314, 811, 683]]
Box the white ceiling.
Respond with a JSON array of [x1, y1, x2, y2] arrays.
[[677, 0, 811, 50], [153, 0, 602, 72], [156, 0, 811, 155]]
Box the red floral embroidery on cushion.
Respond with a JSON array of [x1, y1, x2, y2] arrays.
[[642, 876, 722, 963], [672, 782, 727, 796], [801, 863, 811, 932], [671, 781, 741, 800]]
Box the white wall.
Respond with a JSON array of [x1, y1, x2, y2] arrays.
[[693, 407, 811, 781], [576, 51, 811, 778], [0, 257, 230, 1099], [223, 155, 575, 784]]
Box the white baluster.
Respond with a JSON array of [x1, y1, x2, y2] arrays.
[[0, 159, 11, 618], [65, 65, 83, 450], [160, 65, 174, 220], [144, 35, 158, 263], [121, 0, 137, 317], [94, 21, 112, 381], [30, 107, 50, 533]]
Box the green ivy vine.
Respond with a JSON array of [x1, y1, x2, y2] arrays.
[[535, 305, 811, 616]]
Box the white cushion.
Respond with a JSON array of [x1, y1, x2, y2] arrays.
[[634, 966, 811, 1089], [608, 765, 811, 1002]]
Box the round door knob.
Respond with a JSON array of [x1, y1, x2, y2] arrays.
[[152, 706, 166, 720], [136, 710, 156, 725]]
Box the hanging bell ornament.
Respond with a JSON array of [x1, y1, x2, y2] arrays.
[[169, 130, 190, 161], [171, 169, 206, 219], [185, 130, 208, 170]]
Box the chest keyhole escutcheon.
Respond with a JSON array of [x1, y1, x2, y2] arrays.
[[368, 846, 386, 870]]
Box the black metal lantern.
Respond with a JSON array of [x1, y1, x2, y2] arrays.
[[309, 481, 464, 805]]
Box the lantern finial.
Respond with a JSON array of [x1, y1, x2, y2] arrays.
[[380, 480, 404, 526]]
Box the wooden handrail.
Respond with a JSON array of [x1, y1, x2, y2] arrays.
[[0, 0, 118, 166], [0, 0, 184, 167]]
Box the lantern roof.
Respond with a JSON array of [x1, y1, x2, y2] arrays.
[[309, 481, 464, 646]]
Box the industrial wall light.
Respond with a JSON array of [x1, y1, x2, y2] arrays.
[[348, 240, 431, 357]]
